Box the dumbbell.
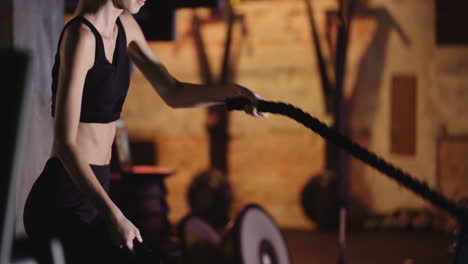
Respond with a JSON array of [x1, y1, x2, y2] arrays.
[[178, 204, 291, 264]]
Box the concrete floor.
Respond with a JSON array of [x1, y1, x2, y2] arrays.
[[282, 230, 453, 264]]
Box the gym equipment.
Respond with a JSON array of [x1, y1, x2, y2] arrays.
[[179, 204, 291, 264], [225, 98, 468, 221], [301, 171, 339, 231], [112, 119, 174, 242], [179, 215, 224, 263], [187, 169, 232, 229], [111, 119, 179, 262], [188, 1, 248, 230], [225, 97, 468, 264]]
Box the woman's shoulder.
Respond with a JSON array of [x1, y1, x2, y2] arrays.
[[62, 19, 96, 44], [59, 21, 96, 71]]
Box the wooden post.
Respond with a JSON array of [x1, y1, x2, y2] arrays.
[[334, 1, 354, 263]]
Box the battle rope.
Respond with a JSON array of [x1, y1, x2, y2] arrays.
[[225, 98, 468, 222]]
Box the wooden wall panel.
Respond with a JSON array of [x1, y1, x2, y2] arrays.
[[390, 75, 417, 155], [438, 137, 468, 201]]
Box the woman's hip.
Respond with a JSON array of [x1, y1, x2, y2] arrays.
[[23, 156, 111, 237]]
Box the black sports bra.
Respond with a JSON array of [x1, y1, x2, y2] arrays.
[[51, 16, 130, 123]]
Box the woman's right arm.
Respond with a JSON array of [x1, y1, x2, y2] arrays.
[[53, 23, 142, 250]]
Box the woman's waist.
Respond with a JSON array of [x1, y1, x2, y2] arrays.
[[52, 122, 116, 165], [41, 156, 111, 185], [73, 141, 113, 165], [50, 145, 113, 166]]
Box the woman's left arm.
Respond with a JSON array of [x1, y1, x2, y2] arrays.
[[120, 12, 264, 115]]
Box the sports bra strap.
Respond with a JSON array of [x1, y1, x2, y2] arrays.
[[74, 16, 102, 37], [56, 16, 105, 64], [116, 17, 127, 47]]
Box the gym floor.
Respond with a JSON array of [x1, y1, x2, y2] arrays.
[[282, 230, 453, 264]]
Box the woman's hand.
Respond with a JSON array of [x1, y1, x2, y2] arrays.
[[227, 83, 269, 118], [106, 212, 143, 251]]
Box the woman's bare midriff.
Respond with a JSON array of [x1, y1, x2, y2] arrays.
[[50, 121, 116, 166]]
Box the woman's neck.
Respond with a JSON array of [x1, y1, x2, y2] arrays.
[[74, 0, 123, 37]]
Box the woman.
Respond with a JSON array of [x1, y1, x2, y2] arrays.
[[23, 0, 264, 263]]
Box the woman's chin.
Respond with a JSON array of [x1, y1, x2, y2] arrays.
[[126, 4, 143, 14], [128, 7, 141, 14]]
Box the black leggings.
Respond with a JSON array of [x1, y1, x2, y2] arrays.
[[23, 157, 129, 264]]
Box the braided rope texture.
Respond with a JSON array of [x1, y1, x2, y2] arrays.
[[226, 99, 468, 221]]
